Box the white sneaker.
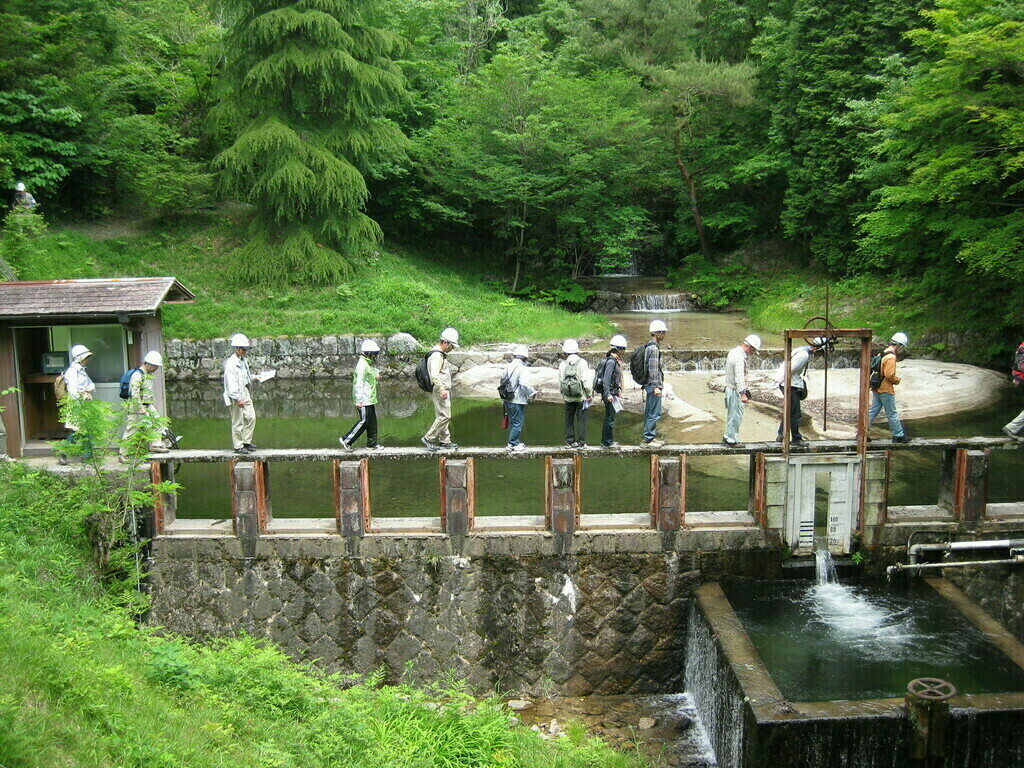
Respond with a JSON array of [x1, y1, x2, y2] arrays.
[[641, 439, 665, 448], [506, 443, 526, 452], [338, 437, 353, 451]]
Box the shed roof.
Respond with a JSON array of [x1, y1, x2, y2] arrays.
[[0, 277, 194, 321]]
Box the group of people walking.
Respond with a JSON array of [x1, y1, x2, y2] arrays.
[[53, 327, 1024, 462]]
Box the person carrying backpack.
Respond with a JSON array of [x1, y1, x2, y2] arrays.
[[868, 332, 911, 443], [558, 339, 593, 448], [120, 351, 170, 461], [1001, 340, 1024, 439], [56, 344, 96, 465], [775, 337, 826, 445], [421, 327, 460, 452], [638, 320, 668, 448], [501, 345, 535, 451], [339, 339, 382, 451], [599, 335, 627, 449]]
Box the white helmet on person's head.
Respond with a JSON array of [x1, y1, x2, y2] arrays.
[[890, 332, 909, 348], [361, 339, 381, 354], [649, 319, 668, 334], [143, 351, 163, 367], [440, 327, 459, 347], [810, 336, 829, 348], [561, 339, 580, 355], [15, 182, 26, 192], [71, 344, 92, 362], [230, 333, 251, 349], [610, 334, 628, 349], [513, 345, 529, 360], [743, 334, 762, 353]]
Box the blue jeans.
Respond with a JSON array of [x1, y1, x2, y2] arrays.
[[642, 385, 663, 442], [869, 391, 904, 438], [505, 401, 525, 446]]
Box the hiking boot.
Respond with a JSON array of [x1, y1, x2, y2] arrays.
[[421, 437, 438, 452], [57, 454, 69, 466], [602, 442, 621, 450], [338, 436, 353, 451], [893, 435, 912, 443], [366, 444, 383, 451], [438, 442, 459, 450], [641, 439, 665, 449], [233, 447, 250, 456], [243, 443, 259, 450], [723, 439, 743, 448], [574, 442, 588, 449]]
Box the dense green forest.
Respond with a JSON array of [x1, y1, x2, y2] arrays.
[[1, 0, 1021, 345]]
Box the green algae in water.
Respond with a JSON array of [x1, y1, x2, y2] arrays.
[[722, 579, 1024, 702]]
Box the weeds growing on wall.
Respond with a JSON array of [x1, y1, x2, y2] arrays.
[[0, 463, 647, 768]]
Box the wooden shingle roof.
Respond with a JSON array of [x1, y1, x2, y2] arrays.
[[0, 277, 194, 320]]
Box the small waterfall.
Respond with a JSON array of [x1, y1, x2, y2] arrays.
[[815, 543, 839, 585], [626, 293, 693, 312]]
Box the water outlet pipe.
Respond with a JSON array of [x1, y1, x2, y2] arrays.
[[887, 539, 1024, 579], [908, 539, 1024, 565], [889, 554, 1024, 577]]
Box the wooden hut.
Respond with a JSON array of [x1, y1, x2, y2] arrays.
[[0, 277, 194, 457]]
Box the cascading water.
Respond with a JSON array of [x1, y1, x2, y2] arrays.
[[626, 293, 693, 312], [814, 542, 838, 585]]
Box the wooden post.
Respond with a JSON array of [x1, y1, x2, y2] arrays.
[[441, 457, 474, 536], [938, 447, 989, 522], [150, 460, 177, 534], [547, 457, 578, 534], [231, 460, 261, 556], [782, 335, 792, 456], [336, 458, 370, 536], [749, 453, 766, 528], [254, 459, 271, 533], [653, 454, 684, 531]]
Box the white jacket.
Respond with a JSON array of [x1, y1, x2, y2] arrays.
[[503, 358, 535, 405], [223, 354, 253, 406], [64, 361, 95, 398]]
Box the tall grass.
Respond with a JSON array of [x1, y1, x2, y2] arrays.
[[0, 464, 646, 768], [13, 219, 612, 345]]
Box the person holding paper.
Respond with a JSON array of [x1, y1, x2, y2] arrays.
[[223, 333, 258, 455], [599, 335, 627, 449]]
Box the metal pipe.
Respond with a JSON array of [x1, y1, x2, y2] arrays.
[[889, 555, 1024, 578], [908, 539, 1024, 566]]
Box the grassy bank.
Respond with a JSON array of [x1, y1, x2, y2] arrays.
[[0, 463, 643, 768], [10, 214, 613, 345]]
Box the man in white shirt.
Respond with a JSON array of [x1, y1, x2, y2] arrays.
[[723, 335, 761, 446], [57, 344, 96, 464], [775, 337, 826, 444], [223, 333, 257, 455], [120, 351, 170, 461]]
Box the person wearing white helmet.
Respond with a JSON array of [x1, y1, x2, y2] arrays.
[[1002, 340, 1024, 440], [120, 350, 170, 461], [500, 345, 535, 451], [223, 333, 258, 455], [340, 339, 382, 450], [56, 344, 97, 464], [596, 335, 628, 448], [422, 327, 460, 452], [639, 319, 668, 448], [723, 334, 762, 446], [558, 339, 594, 448], [12, 182, 37, 211], [868, 332, 910, 443], [774, 336, 828, 444]]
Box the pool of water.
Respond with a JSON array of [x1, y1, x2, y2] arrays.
[[722, 579, 1024, 702], [166, 379, 1024, 519]]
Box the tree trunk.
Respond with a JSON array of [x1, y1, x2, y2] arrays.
[[673, 109, 711, 262]]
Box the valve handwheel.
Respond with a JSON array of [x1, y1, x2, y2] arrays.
[[907, 677, 957, 701]]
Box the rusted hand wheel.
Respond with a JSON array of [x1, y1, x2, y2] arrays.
[[907, 677, 957, 701], [802, 315, 836, 348]]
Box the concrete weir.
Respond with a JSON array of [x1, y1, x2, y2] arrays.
[[145, 435, 1024, 702]]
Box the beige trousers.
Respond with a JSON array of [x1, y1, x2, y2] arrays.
[[120, 411, 164, 457], [229, 400, 256, 449], [424, 390, 452, 443]]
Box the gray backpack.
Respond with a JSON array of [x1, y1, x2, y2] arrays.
[[560, 358, 585, 398]]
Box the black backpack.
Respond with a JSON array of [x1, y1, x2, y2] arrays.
[[497, 368, 515, 401], [415, 350, 443, 392], [119, 367, 142, 399], [629, 341, 653, 384], [869, 353, 884, 389]]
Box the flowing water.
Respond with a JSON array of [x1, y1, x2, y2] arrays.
[[721, 578, 1024, 702]]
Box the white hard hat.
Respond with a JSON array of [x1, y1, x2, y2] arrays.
[[890, 332, 909, 347], [143, 351, 163, 367], [561, 339, 580, 355], [230, 333, 251, 348], [610, 334, 628, 349], [71, 344, 91, 362], [440, 327, 459, 347], [743, 334, 762, 352], [361, 339, 381, 354], [15, 182, 26, 192], [811, 336, 829, 347], [649, 319, 668, 333], [513, 345, 529, 359]]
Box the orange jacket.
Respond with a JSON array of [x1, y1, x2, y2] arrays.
[[877, 351, 900, 395]]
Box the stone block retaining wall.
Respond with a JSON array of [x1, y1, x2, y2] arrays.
[[148, 531, 780, 696]]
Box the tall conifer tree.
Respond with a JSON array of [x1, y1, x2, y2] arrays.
[[216, 0, 406, 284]]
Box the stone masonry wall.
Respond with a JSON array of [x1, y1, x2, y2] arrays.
[[148, 531, 780, 696]]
